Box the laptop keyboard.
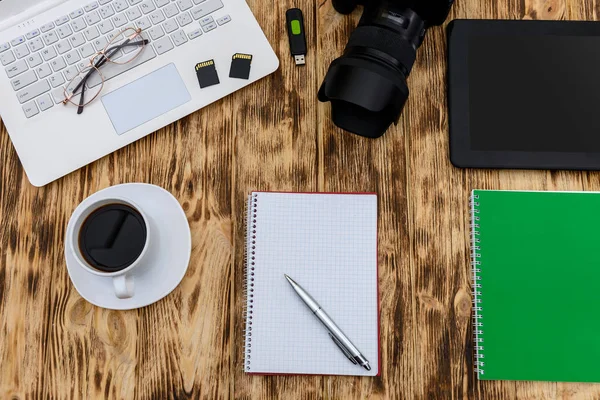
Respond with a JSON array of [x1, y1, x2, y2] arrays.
[[0, 0, 231, 118]]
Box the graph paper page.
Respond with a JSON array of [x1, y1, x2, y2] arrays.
[[244, 192, 378, 376]]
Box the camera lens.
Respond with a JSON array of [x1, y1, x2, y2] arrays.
[[319, 0, 454, 138]]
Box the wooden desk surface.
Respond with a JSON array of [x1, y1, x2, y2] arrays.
[[1, 0, 598, 398]]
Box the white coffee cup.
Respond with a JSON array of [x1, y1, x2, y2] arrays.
[[67, 196, 152, 299]]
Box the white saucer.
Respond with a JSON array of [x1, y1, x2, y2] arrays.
[[65, 183, 191, 310]]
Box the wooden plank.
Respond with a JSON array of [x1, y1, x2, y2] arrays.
[[231, 0, 320, 398], [316, 3, 416, 399]]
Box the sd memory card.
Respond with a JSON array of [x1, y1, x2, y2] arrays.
[[229, 53, 253, 80], [196, 60, 220, 88]]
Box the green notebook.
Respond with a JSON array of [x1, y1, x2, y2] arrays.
[[471, 190, 600, 382]]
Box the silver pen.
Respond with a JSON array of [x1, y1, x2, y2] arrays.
[[284, 274, 371, 371]]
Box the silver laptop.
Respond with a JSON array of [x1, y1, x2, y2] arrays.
[[0, 0, 279, 186]]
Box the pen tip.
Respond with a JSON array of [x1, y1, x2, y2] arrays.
[[364, 363, 371, 371]]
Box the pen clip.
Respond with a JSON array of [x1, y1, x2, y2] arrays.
[[329, 333, 357, 364]]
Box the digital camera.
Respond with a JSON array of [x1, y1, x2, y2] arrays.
[[318, 0, 455, 138]]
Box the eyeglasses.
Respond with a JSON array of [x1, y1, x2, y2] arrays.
[[62, 27, 148, 114]]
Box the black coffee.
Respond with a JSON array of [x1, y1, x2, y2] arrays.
[[78, 203, 147, 273]]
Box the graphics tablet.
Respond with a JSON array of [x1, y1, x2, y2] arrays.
[[448, 19, 600, 170]]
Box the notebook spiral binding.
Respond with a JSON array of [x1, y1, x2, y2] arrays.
[[470, 192, 484, 377], [243, 193, 258, 372]]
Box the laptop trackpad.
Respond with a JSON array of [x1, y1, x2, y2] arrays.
[[102, 63, 191, 135]]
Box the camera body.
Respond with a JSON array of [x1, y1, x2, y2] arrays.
[[318, 0, 455, 138]]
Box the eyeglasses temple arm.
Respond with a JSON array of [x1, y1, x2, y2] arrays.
[[77, 81, 87, 114]]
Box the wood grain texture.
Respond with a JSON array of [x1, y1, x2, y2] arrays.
[[2, 0, 600, 398]]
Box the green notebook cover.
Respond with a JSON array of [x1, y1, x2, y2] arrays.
[[471, 190, 600, 382]]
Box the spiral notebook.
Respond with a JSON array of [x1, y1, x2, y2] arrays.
[[243, 192, 379, 376], [471, 190, 600, 382]]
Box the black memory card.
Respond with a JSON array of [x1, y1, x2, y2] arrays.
[[229, 53, 253, 80], [196, 60, 220, 88]]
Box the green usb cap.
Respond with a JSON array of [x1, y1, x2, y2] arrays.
[[291, 20, 302, 35]]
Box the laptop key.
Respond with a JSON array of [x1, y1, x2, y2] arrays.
[[83, 1, 100, 12], [113, 14, 128, 27], [40, 23, 55, 33], [163, 3, 179, 18], [86, 11, 102, 25], [140, 1, 156, 14], [11, 36, 26, 46], [11, 70, 37, 91], [42, 31, 59, 45], [148, 25, 165, 40], [49, 73, 66, 88], [26, 29, 41, 39], [14, 45, 30, 59], [87, 45, 156, 87], [51, 57, 67, 72], [177, 0, 193, 11], [85, 2, 100, 12], [99, 0, 113, 4], [6, 60, 28, 77], [187, 28, 202, 40], [65, 50, 81, 65], [199, 16, 213, 25], [52, 87, 66, 103], [202, 21, 217, 32], [171, 30, 187, 46], [57, 25, 73, 39], [126, 6, 143, 20], [56, 41, 71, 55], [23, 101, 40, 118], [26, 52, 43, 68], [153, 36, 173, 55], [1, 50, 16, 66], [163, 19, 179, 33], [113, 0, 129, 12], [70, 9, 85, 19], [79, 43, 95, 58], [63, 65, 79, 81], [216, 15, 230, 25], [93, 37, 109, 51], [106, 30, 122, 43], [129, 0, 143, 4], [69, 33, 86, 48], [41, 47, 58, 61], [17, 80, 51, 104], [190, 0, 223, 20], [136, 16, 152, 30], [84, 26, 101, 41], [149, 9, 165, 24], [176, 12, 192, 26], [27, 37, 44, 52], [155, 0, 169, 7], [99, 5, 116, 18], [37, 94, 54, 111], [98, 20, 114, 34], [0, 43, 10, 53], [55, 15, 70, 26], [72, 18, 88, 32], [36, 63, 53, 78]]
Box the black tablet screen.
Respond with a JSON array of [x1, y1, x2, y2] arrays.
[[469, 35, 600, 152]]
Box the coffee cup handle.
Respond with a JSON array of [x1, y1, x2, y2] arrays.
[[113, 274, 134, 299]]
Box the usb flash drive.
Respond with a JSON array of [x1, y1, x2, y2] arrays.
[[286, 8, 307, 65]]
